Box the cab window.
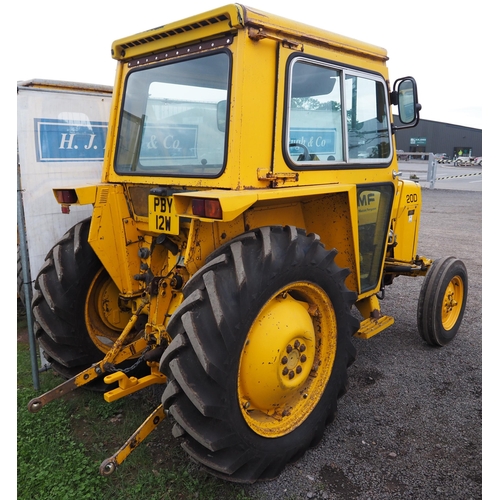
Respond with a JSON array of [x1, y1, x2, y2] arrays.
[[115, 52, 230, 177], [286, 58, 391, 167]]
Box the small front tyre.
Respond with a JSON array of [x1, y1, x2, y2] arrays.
[[417, 257, 468, 346]]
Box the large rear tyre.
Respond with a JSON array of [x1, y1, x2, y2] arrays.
[[32, 218, 140, 380], [160, 226, 359, 483], [417, 257, 468, 346]]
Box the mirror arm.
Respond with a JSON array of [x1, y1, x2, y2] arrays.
[[392, 112, 421, 133]]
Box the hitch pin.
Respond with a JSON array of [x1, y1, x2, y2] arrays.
[[27, 303, 145, 413]]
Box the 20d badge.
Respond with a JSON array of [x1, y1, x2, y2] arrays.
[[148, 195, 180, 235]]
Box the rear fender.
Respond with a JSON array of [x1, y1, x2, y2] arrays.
[[181, 187, 360, 293]]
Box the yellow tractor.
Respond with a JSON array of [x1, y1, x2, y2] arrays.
[[28, 4, 468, 483]]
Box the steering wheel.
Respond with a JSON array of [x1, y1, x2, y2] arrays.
[[289, 142, 311, 161]]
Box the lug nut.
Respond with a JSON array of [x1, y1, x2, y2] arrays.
[[282, 367, 289, 375], [300, 354, 307, 363], [281, 356, 288, 364], [286, 345, 292, 353], [299, 344, 306, 352], [296, 366, 302, 374], [294, 340, 300, 349], [288, 370, 295, 379]]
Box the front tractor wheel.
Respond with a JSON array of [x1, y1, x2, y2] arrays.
[[32, 218, 139, 380], [417, 256, 468, 346], [160, 226, 359, 483]]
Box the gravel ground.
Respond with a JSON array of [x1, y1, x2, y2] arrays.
[[244, 188, 482, 500]]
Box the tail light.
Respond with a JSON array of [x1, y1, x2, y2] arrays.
[[53, 189, 78, 213], [192, 198, 223, 219]]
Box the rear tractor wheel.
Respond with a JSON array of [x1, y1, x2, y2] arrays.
[[32, 218, 142, 380], [160, 226, 359, 483], [417, 256, 468, 346]]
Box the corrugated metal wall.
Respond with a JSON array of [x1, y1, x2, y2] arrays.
[[393, 117, 482, 157]]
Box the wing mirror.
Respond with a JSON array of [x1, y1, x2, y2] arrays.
[[391, 77, 421, 130]]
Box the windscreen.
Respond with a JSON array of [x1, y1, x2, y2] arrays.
[[115, 52, 230, 176]]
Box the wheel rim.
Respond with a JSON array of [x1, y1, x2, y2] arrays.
[[85, 268, 134, 354], [441, 275, 464, 330], [238, 282, 337, 438]]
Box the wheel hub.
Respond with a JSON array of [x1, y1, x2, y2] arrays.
[[238, 282, 337, 437], [280, 339, 311, 384], [85, 268, 134, 353], [441, 276, 464, 330]]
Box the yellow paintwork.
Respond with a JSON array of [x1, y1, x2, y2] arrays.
[[50, 3, 426, 332], [103, 363, 167, 403], [238, 282, 337, 437], [391, 180, 422, 262], [99, 404, 166, 475], [356, 315, 395, 339], [41, 3, 430, 446], [36, 3, 432, 472], [52, 185, 97, 206], [110, 5, 245, 62], [354, 295, 395, 339], [103, 3, 408, 302], [85, 268, 133, 354], [104, 7, 392, 192], [442, 275, 465, 330]]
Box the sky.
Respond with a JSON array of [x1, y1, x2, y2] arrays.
[[13, 0, 484, 130]]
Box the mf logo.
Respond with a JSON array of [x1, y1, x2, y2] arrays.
[[358, 191, 377, 207], [357, 190, 380, 226], [34, 118, 108, 162]]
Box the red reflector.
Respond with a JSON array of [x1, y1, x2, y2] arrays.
[[191, 198, 222, 219], [54, 189, 78, 204]]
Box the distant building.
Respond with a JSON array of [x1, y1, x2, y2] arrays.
[[393, 116, 482, 158]]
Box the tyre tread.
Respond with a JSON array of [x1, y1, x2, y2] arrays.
[[161, 225, 359, 482]]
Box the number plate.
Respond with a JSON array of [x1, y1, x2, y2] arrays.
[[148, 195, 180, 235]]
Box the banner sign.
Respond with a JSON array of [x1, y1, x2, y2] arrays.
[[34, 118, 108, 162], [290, 127, 336, 155], [140, 125, 198, 161], [410, 137, 427, 146], [18, 81, 112, 286]]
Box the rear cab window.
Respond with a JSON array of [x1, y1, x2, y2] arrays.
[[115, 51, 231, 177]]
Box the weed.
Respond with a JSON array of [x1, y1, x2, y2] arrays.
[[17, 323, 252, 500]]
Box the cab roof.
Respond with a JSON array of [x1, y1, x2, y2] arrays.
[[111, 4, 388, 62]]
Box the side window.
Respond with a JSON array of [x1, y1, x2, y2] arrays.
[[285, 58, 391, 167], [288, 61, 343, 163], [345, 75, 390, 160]]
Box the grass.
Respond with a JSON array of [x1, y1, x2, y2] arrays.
[[17, 311, 252, 500]]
